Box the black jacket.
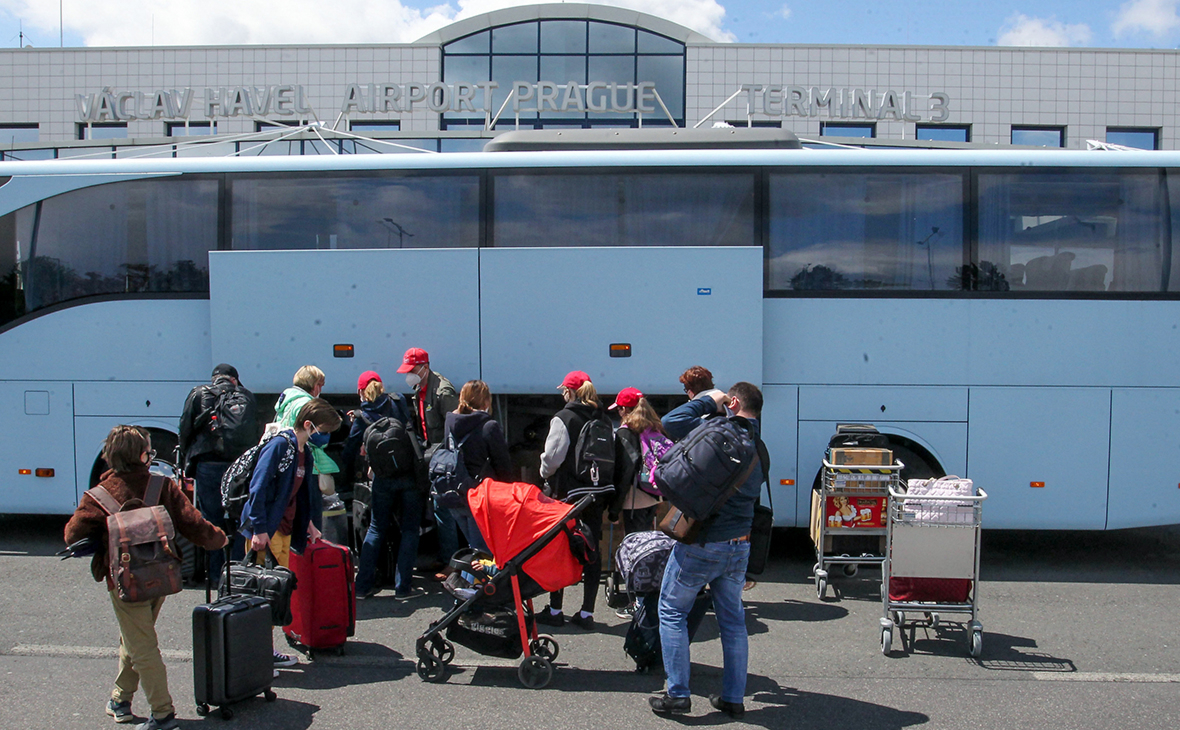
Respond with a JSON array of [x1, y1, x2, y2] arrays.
[[443, 410, 514, 484], [609, 426, 642, 518], [547, 401, 615, 502], [343, 393, 412, 482], [178, 376, 258, 470]]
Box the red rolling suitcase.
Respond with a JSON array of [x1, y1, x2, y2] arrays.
[[284, 540, 355, 658]]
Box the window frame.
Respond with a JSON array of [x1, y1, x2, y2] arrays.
[[1011, 125, 1066, 148]]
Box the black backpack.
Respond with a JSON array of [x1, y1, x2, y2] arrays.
[[653, 415, 758, 522], [196, 380, 257, 461], [363, 416, 418, 478], [428, 432, 474, 509], [221, 431, 297, 528], [571, 416, 615, 493]]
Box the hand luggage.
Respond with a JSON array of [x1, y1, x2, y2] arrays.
[[623, 591, 710, 672], [220, 551, 297, 627], [745, 439, 774, 575], [284, 540, 355, 657], [193, 547, 276, 720]]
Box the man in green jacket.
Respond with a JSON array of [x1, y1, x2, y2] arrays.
[[398, 347, 460, 577]]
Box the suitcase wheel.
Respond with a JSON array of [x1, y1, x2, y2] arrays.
[[265, 689, 277, 702], [195, 704, 209, 717], [220, 706, 234, 720]]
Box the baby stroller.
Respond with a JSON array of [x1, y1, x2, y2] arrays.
[[415, 479, 596, 689], [615, 531, 712, 672]]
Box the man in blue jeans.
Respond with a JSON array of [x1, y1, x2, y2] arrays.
[[178, 363, 258, 581], [650, 381, 763, 721]]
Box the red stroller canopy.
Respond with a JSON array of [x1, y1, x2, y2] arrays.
[[468, 479, 585, 593]]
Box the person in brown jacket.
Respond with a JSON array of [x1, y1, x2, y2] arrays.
[[65, 425, 227, 730]]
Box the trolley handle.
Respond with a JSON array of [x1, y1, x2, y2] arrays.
[[822, 459, 904, 471]]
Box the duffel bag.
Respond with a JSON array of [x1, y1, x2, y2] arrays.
[[219, 550, 297, 626]]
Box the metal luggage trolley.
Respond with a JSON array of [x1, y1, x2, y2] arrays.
[[813, 458, 902, 599], [880, 479, 988, 656]]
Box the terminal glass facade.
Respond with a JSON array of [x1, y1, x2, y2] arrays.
[[441, 19, 686, 129]]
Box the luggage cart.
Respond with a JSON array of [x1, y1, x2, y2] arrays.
[[880, 480, 987, 656], [812, 459, 902, 599]]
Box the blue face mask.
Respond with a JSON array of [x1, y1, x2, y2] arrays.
[[308, 429, 330, 447]]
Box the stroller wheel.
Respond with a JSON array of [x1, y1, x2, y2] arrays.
[[430, 637, 455, 666], [416, 655, 446, 683], [518, 655, 553, 689], [529, 634, 560, 663]]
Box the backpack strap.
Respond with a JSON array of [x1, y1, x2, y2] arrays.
[[755, 437, 773, 512], [86, 485, 122, 516], [144, 474, 166, 507]]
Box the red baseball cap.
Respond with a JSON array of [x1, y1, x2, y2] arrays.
[[609, 387, 643, 411], [397, 347, 429, 373], [357, 370, 381, 391], [559, 370, 591, 390]]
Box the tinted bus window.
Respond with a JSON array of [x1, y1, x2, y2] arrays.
[[230, 174, 479, 250], [492, 171, 755, 247], [767, 171, 965, 291], [977, 170, 1168, 292], [0, 178, 218, 324]]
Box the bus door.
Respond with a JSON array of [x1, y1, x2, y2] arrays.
[[208, 249, 482, 394]]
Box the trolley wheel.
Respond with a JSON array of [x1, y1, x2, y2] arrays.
[[970, 631, 983, 658], [416, 655, 446, 683], [881, 628, 892, 655], [843, 563, 859, 577], [891, 611, 904, 626], [220, 706, 234, 720], [816, 576, 827, 599], [264, 689, 277, 702], [518, 655, 553, 689], [195, 703, 209, 717], [930, 613, 941, 628], [429, 637, 455, 665], [529, 634, 560, 663]]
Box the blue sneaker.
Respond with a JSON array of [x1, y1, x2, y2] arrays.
[[105, 699, 135, 724], [134, 714, 178, 730]]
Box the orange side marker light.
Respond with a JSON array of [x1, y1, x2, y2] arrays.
[[1030, 481, 1045, 488]]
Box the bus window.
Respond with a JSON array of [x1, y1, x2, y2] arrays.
[[978, 170, 1167, 293], [492, 171, 755, 247], [0, 177, 218, 324], [229, 173, 479, 250], [767, 171, 965, 292]]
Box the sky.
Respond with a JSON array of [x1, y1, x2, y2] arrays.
[[0, 0, 1177, 49]]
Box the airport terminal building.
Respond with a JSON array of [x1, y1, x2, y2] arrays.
[[0, 2, 1175, 158]]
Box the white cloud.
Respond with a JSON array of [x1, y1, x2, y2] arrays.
[[0, 0, 734, 46], [777, 4, 792, 21], [997, 13, 1092, 46], [1113, 0, 1180, 38]]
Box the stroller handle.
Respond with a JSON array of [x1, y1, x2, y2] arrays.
[[501, 493, 597, 574]]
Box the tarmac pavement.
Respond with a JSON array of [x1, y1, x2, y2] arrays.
[[1, 515, 1178, 729]]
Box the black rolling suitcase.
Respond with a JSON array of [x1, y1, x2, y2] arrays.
[[193, 544, 276, 719], [624, 590, 711, 672]]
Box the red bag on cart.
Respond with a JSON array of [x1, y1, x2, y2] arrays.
[[284, 540, 355, 654], [888, 577, 971, 603]]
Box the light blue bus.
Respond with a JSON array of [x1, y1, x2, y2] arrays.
[[2, 128, 1177, 531]]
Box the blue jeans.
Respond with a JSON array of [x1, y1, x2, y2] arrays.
[[193, 460, 241, 581], [357, 476, 421, 594], [434, 494, 459, 562], [658, 540, 750, 704], [451, 506, 489, 553]]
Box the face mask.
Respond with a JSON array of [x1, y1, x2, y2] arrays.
[[308, 428, 330, 447], [405, 372, 422, 389]]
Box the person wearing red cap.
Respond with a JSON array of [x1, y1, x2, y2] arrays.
[[535, 370, 616, 631], [343, 370, 421, 600], [608, 387, 671, 535], [397, 347, 460, 578]]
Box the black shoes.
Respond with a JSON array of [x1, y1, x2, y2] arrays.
[[534, 606, 565, 627], [709, 694, 746, 719], [569, 612, 595, 630], [649, 694, 692, 715]]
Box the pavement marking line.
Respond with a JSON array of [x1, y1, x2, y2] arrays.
[[8, 644, 192, 662], [1032, 672, 1180, 683]]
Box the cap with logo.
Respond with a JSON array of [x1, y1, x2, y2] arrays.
[[397, 347, 430, 374]]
